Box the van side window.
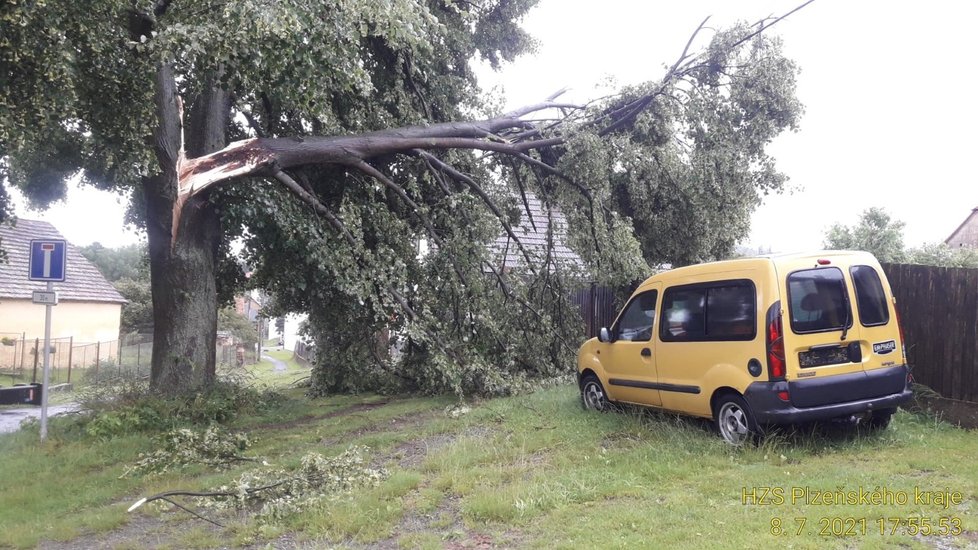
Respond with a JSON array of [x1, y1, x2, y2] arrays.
[[850, 265, 890, 326], [659, 280, 755, 342], [787, 267, 852, 333], [613, 290, 658, 342]]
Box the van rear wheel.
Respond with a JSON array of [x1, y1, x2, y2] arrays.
[[714, 394, 761, 446], [867, 409, 895, 430]]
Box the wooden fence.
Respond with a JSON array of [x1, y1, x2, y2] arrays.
[[570, 283, 624, 339], [882, 263, 978, 402]]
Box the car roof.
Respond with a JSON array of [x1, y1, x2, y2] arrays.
[[637, 250, 879, 288]]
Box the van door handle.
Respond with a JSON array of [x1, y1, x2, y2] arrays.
[[641, 348, 652, 357]]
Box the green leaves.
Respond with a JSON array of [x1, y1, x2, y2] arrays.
[[825, 207, 907, 263]]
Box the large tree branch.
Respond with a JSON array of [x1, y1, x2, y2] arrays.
[[415, 151, 539, 276]]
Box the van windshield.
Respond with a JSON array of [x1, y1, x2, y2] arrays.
[[787, 268, 852, 334]]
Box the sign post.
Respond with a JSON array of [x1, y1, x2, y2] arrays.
[[28, 239, 66, 441]]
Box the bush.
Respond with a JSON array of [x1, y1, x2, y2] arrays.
[[78, 373, 283, 438]]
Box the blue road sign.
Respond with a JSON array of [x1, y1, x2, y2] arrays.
[[29, 240, 67, 282]]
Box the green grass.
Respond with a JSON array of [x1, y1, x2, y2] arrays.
[[1, 385, 976, 549]]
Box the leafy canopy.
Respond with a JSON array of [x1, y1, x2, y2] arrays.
[[2, 1, 805, 396]]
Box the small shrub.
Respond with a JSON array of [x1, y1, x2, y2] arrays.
[[77, 371, 284, 438]]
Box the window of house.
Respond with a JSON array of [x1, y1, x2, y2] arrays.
[[659, 280, 755, 342], [850, 265, 889, 326]]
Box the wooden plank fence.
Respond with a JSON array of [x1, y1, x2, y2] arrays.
[[883, 263, 978, 402], [570, 283, 623, 339]]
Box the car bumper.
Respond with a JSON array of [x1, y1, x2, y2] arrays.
[[743, 365, 913, 425]]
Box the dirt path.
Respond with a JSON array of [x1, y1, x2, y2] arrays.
[[262, 353, 288, 373]]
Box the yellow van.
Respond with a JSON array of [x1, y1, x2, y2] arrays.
[[577, 251, 912, 445]]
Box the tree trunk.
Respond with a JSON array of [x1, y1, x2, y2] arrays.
[[145, 65, 229, 393], [146, 189, 221, 392]]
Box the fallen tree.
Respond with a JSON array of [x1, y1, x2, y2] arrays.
[[1, 1, 807, 394]]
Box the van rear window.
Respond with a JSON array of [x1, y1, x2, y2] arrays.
[[850, 265, 889, 326], [787, 268, 852, 334]]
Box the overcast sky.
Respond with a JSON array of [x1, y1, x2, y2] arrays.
[[12, 0, 978, 252]]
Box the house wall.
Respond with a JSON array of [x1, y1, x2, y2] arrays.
[[266, 313, 307, 352], [947, 212, 978, 248], [0, 299, 122, 343]]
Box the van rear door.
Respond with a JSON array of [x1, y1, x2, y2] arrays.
[[781, 263, 865, 380], [848, 264, 903, 373], [778, 256, 906, 408]]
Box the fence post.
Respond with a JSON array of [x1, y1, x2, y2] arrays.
[[32, 338, 40, 383], [19, 332, 26, 374], [67, 336, 73, 384]]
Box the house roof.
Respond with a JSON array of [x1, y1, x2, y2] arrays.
[[0, 219, 127, 304], [945, 206, 978, 245], [490, 195, 581, 270]]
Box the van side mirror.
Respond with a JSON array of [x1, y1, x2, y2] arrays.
[[598, 327, 612, 343]]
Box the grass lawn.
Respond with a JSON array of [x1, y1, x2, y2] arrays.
[[0, 383, 975, 549]]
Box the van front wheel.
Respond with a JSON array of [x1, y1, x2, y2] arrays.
[[714, 394, 761, 446], [581, 375, 611, 412]]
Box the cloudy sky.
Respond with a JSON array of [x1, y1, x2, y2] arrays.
[[12, 0, 977, 252]]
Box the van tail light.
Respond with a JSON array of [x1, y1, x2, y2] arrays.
[[766, 302, 786, 381], [893, 301, 907, 364]]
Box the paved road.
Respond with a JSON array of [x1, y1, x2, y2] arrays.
[[2, 356, 290, 434], [0, 403, 81, 434]]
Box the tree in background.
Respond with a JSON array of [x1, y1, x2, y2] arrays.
[[824, 207, 978, 268], [824, 207, 906, 263], [218, 307, 259, 352], [80, 242, 154, 334], [78, 243, 148, 282], [2, 1, 804, 395]]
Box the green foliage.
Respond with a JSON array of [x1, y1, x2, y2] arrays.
[[79, 376, 282, 438], [564, 25, 803, 268], [79, 242, 148, 282], [824, 207, 906, 262], [2, 0, 802, 398], [218, 307, 259, 348], [125, 426, 253, 476], [116, 277, 153, 333], [905, 242, 978, 268], [200, 446, 388, 521], [251, 21, 801, 397], [824, 208, 978, 268], [79, 242, 154, 333]]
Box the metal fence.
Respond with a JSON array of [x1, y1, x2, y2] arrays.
[[0, 332, 258, 386]]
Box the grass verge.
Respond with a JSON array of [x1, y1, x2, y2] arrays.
[[0, 384, 975, 549]]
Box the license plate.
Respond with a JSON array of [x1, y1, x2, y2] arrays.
[[798, 346, 850, 368]]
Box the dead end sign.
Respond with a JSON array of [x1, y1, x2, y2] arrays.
[[28, 240, 67, 282]]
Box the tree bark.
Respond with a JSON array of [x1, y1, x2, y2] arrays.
[[145, 64, 228, 393]]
